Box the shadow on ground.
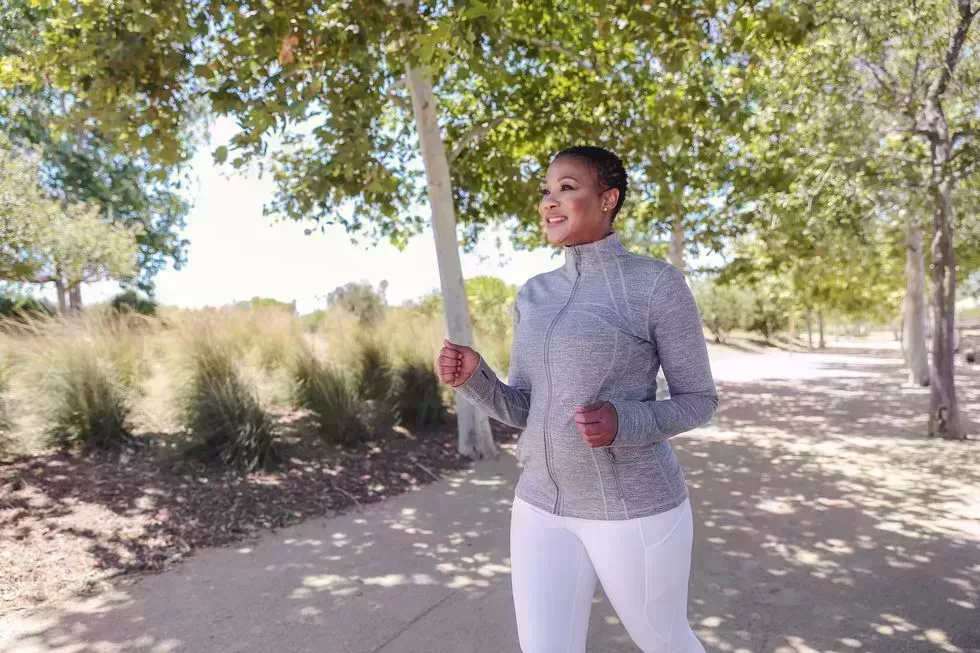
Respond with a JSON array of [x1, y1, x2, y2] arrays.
[[3, 352, 978, 652]]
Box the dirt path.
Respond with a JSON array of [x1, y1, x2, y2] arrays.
[[3, 347, 978, 652]]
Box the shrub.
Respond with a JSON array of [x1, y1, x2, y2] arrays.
[[293, 347, 367, 445], [353, 334, 394, 404], [44, 346, 135, 452], [390, 351, 447, 429], [0, 290, 55, 319], [181, 332, 279, 471], [110, 289, 159, 316], [692, 278, 750, 344]]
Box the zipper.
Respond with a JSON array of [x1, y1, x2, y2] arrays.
[[543, 249, 582, 515], [605, 448, 625, 502]]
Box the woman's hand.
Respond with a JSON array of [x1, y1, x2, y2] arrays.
[[436, 339, 481, 387], [574, 402, 619, 447]]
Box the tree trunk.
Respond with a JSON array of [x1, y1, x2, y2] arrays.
[[806, 312, 813, 349], [405, 63, 497, 459], [818, 310, 826, 349], [925, 124, 964, 439], [668, 218, 685, 272], [902, 214, 930, 386], [54, 279, 68, 315], [68, 285, 83, 312]]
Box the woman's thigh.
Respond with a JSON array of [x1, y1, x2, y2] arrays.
[[572, 500, 704, 653], [510, 497, 598, 653]]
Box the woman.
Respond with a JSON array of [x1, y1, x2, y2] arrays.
[[436, 146, 717, 653]]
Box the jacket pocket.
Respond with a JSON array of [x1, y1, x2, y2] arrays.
[[604, 448, 624, 501], [607, 444, 672, 511]]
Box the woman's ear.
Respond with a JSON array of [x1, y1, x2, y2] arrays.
[[602, 188, 620, 211]]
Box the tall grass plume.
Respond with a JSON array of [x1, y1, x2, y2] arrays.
[[179, 321, 279, 471]]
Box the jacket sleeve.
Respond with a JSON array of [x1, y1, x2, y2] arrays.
[[608, 264, 717, 447], [452, 290, 531, 429]]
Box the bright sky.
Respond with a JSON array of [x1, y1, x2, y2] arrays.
[[68, 119, 563, 314]]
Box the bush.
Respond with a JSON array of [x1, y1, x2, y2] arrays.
[[0, 289, 55, 319], [293, 347, 367, 445], [110, 290, 159, 316], [44, 347, 135, 452], [327, 281, 387, 326], [390, 351, 447, 429], [353, 334, 394, 404], [692, 278, 752, 344], [181, 333, 279, 471]]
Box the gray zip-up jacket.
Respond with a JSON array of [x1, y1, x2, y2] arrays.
[[454, 232, 717, 520]]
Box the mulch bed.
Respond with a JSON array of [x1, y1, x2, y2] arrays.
[[0, 413, 518, 617]]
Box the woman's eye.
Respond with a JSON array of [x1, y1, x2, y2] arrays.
[[561, 184, 574, 191], [539, 188, 549, 196]]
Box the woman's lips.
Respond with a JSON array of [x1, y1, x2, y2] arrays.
[[545, 215, 568, 227]]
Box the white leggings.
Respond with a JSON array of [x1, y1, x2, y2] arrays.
[[510, 496, 705, 653]]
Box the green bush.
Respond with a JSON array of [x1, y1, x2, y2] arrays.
[[692, 278, 751, 344], [390, 352, 447, 429], [293, 348, 367, 445], [0, 289, 55, 319], [182, 336, 279, 471], [354, 335, 394, 404], [110, 290, 159, 316], [45, 349, 135, 452]]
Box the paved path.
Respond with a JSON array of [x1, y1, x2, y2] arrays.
[[4, 348, 979, 652]]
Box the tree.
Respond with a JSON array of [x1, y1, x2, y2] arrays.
[[692, 276, 751, 344], [326, 281, 387, 326], [0, 135, 138, 311], [465, 276, 518, 338], [0, 1, 192, 295], [807, 0, 980, 438]]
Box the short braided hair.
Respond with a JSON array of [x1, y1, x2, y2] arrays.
[[554, 146, 628, 219]]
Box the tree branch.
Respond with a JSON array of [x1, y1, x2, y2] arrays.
[[928, 0, 977, 100], [500, 31, 599, 72], [858, 57, 900, 101], [952, 129, 976, 148], [449, 116, 506, 164]]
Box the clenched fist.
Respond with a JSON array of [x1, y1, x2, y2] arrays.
[[574, 402, 619, 448], [436, 339, 481, 387]]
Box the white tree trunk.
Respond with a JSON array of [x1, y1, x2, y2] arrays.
[[405, 64, 496, 459], [902, 215, 930, 386], [818, 310, 826, 349], [668, 218, 685, 272]]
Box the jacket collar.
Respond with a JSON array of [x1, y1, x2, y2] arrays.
[[562, 231, 627, 276]]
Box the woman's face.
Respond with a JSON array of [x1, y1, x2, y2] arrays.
[[538, 156, 618, 247]]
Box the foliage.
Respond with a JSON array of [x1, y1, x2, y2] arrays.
[[0, 135, 140, 295], [180, 327, 279, 471], [0, 3, 192, 292], [44, 347, 135, 452], [110, 290, 159, 316], [292, 346, 367, 446], [353, 333, 394, 406], [233, 297, 296, 314], [692, 277, 753, 344], [327, 281, 387, 326], [0, 287, 55, 318], [390, 350, 447, 430], [466, 276, 518, 338]]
